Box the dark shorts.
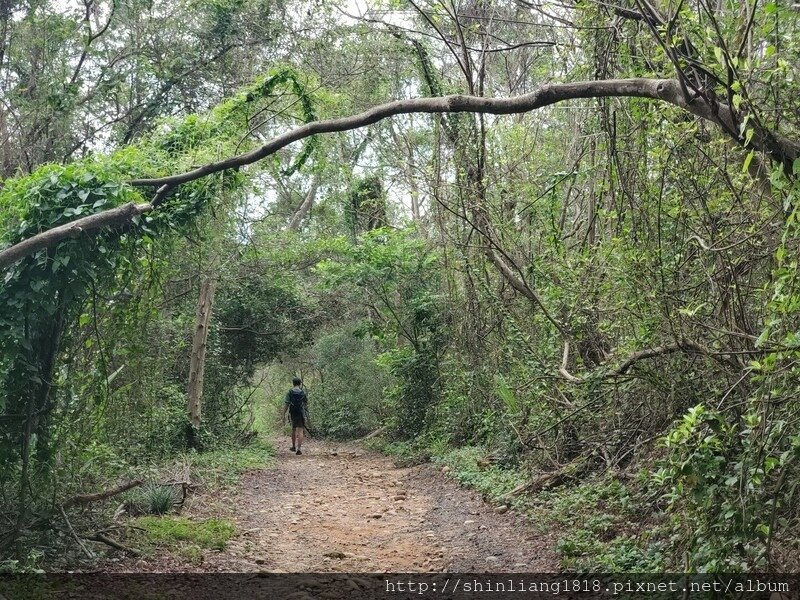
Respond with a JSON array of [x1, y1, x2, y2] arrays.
[[289, 408, 305, 429]]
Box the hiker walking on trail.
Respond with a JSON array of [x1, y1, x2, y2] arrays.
[[283, 377, 308, 455]]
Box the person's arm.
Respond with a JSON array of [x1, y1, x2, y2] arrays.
[[301, 390, 311, 429]]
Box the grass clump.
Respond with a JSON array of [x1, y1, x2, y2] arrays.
[[125, 483, 181, 516], [189, 438, 274, 471], [432, 446, 527, 502], [177, 544, 204, 564], [135, 516, 235, 551], [144, 484, 179, 515]]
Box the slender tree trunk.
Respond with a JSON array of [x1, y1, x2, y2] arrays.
[[390, 124, 425, 228], [288, 177, 319, 231], [186, 274, 217, 444]]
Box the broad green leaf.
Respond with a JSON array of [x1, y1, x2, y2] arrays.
[[742, 150, 754, 173]]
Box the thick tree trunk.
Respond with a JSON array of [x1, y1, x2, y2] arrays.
[[15, 289, 67, 546], [186, 275, 216, 441]]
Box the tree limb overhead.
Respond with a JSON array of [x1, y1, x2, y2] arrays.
[[1, 77, 797, 271]]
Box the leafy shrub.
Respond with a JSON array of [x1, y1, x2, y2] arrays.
[[313, 228, 447, 440], [653, 404, 800, 571], [99, 383, 190, 462], [380, 345, 441, 439]]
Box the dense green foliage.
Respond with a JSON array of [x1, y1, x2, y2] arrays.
[[308, 329, 391, 438], [1, 0, 800, 574], [0, 56, 321, 562]]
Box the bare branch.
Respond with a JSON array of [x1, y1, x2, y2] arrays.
[[558, 338, 749, 383], [62, 479, 143, 509], [489, 249, 568, 337], [129, 78, 796, 192], [559, 340, 583, 382], [82, 532, 141, 556]]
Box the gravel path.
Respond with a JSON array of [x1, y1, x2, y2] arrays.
[[115, 437, 558, 573]]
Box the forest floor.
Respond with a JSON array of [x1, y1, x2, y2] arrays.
[[109, 436, 559, 572]]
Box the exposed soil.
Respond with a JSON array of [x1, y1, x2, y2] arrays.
[[111, 437, 559, 573]]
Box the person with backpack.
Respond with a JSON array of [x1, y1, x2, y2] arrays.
[[283, 377, 309, 455]]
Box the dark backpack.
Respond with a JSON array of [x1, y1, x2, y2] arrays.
[[287, 388, 306, 410]]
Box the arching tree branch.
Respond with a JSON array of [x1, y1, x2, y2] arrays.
[[1, 77, 797, 271], [0, 202, 151, 270]]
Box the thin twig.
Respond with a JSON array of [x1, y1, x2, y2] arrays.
[[59, 506, 95, 559]]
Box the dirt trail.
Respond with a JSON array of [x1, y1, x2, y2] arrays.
[[123, 437, 558, 572]]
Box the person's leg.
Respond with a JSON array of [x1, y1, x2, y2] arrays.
[[296, 427, 304, 453], [290, 427, 296, 451]]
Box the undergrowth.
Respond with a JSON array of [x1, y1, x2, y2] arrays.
[[530, 478, 666, 571], [135, 516, 235, 549], [183, 438, 275, 488], [431, 446, 526, 502], [133, 516, 235, 562], [116, 438, 271, 563]]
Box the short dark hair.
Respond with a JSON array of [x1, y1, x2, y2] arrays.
[[292, 377, 302, 386]]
